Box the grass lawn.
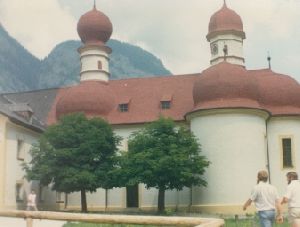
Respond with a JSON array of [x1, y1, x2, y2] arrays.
[[63, 218, 290, 227], [63, 223, 171, 227], [62, 212, 290, 227], [225, 218, 289, 226]]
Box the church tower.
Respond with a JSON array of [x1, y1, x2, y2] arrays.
[[77, 4, 113, 82], [207, 1, 246, 66], [55, 4, 116, 119]]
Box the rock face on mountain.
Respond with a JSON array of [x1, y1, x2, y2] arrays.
[[0, 26, 40, 92], [0, 27, 171, 93], [37, 40, 171, 89]]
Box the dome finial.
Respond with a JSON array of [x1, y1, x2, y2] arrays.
[[267, 52, 272, 70], [93, 0, 96, 9], [223, 0, 227, 7]]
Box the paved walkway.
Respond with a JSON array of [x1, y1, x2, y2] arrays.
[[0, 217, 65, 227]]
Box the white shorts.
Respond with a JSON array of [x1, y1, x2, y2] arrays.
[[289, 208, 300, 223]]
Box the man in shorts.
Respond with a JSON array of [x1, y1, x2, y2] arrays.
[[282, 172, 300, 226]]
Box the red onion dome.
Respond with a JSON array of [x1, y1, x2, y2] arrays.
[[56, 81, 116, 119], [77, 7, 113, 46], [207, 2, 245, 40], [255, 70, 300, 110], [193, 62, 260, 111]]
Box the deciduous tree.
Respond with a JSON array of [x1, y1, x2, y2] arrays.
[[24, 113, 120, 212], [120, 117, 209, 212]]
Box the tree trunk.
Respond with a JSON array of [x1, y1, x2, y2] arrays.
[[105, 189, 108, 212], [81, 189, 88, 213], [158, 188, 165, 213]]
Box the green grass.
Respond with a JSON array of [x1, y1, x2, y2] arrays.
[[64, 218, 290, 227], [63, 223, 172, 227], [225, 218, 289, 227]]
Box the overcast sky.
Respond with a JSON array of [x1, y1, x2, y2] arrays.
[[0, 0, 299, 81]]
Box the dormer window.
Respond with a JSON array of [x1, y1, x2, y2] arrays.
[[161, 101, 171, 110], [118, 97, 131, 113], [119, 104, 128, 112], [8, 103, 33, 122], [160, 94, 172, 110]]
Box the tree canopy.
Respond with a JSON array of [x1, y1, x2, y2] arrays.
[[120, 117, 210, 212], [23, 113, 120, 212]]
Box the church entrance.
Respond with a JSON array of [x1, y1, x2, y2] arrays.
[[126, 185, 139, 208]]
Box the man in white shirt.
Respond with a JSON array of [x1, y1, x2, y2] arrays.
[[243, 170, 282, 227], [282, 172, 300, 226], [26, 190, 38, 211]]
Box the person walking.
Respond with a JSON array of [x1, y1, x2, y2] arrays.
[[243, 170, 283, 227], [26, 190, 38, 211], [281, 172, 300, 226]]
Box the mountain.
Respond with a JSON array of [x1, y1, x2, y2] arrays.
[[37, 40, 171, 89], [0, 26, 172, 93], [0, 26, 41, 92]]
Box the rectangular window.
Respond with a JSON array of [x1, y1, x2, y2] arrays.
[[119, 104, 128, 112], [282, 138, 293, 168], [161, 101, 171, 110], [56, 192, 64, 203], [17, 139, 25, 161], [97, 61, 102, 70], [39, 185, 44, 202], [16, 182, 23, 202]]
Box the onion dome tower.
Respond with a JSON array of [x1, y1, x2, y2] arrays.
[[56, 4, 116, 119], [207, 0, 246, 66], [77, 3, 113, 82]]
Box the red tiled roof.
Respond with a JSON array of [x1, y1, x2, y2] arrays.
[[250, 69, 300, 116], [47, 75, 198, 125], [192, 62, 300, 117], [47, 63, 300, 126]]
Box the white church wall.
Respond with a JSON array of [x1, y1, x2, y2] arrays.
[[267, 117, 300, 196], [210, 34, 244, 66], [67, 187, 124, 210], [65, 125, 141, 210], [65, 123, 191, 211], [5, 123, 37, 209], [80, 48, 110, 82], [80, 49, 109, 72], [106, 188, 124, 208], [3, 121, 58, 210], [189, 109, 268, 209], [140, 186, 190, 209], [0, 116, 7, 208]]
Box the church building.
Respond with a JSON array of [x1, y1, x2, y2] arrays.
[[0, 1, 299, 214]]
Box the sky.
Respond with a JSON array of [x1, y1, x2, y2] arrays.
[[0, 0, 299, 81]]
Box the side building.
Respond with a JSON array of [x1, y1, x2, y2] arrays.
[[0, 96, 58, 210]]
